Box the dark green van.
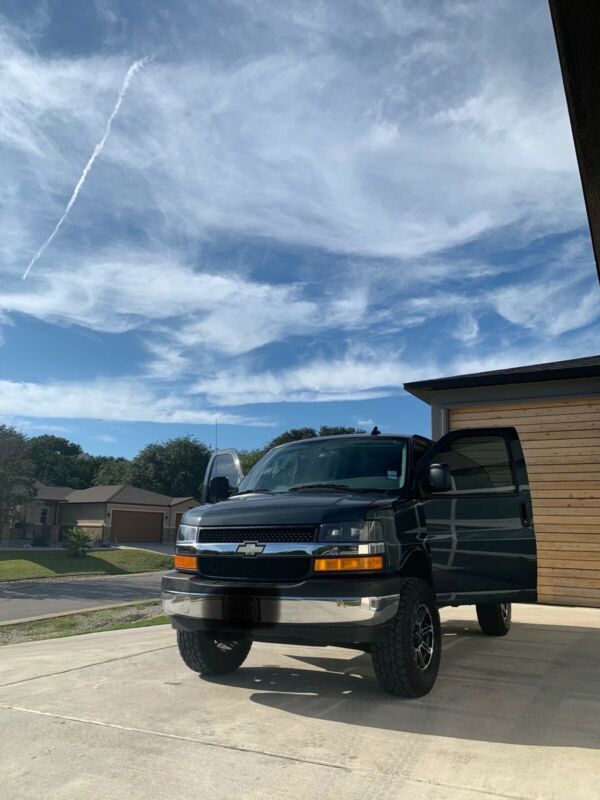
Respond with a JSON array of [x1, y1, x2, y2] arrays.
[[162, 429, 536, 697]]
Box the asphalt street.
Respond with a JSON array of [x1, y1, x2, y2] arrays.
[[0, 572, 164, 623]]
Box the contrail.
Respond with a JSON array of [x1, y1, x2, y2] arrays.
[[22, 55, 153, 280]]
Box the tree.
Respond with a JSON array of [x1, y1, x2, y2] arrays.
[[238, 449, 265, 473], [265, 427, 317, 449], [0, 426, 35, 543], [130, 436, 211, 497], [318, 426, 365, 436], [93, 457, 132, 486], [27, 435, 94, 488]]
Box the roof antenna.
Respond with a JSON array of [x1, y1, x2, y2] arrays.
[[370, 426, 381, 436]]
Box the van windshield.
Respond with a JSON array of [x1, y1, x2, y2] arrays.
[[237, 437, 409, 493]]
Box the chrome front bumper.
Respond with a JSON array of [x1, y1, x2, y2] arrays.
[[162, 590, 399, 626]]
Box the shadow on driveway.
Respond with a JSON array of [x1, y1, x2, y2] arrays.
[[203, 618, 600, 749]]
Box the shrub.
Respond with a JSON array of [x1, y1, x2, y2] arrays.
[[32, 531, 51, 547], [63, 527, 91, 557]]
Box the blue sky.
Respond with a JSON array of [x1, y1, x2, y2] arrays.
[[1, 0, 599, 458]]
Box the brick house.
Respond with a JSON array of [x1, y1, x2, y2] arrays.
[[19, 483, 199, 544]]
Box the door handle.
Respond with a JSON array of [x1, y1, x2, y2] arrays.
[[520, 503, 530, 528]]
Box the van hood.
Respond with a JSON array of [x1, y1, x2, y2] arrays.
[[182, 491, 395, 527]]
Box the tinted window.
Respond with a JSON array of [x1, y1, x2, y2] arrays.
[[238, 437, 408, 492], [434, 435, 515, 493]]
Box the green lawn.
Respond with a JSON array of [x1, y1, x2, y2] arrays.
[[0, 601, 169, 645], [0, 549, 173, 582]]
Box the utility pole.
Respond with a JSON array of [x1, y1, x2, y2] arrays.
[[214, 417, 218, 451]]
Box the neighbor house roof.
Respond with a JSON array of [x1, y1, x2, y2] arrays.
[[34, 482, 73, 502], [169, 497, 196, 506], [405, 355, 600, 394], [64, 485, 195, 506]]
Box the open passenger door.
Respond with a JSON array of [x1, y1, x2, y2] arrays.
[[416, 427, 536, 602], [202, 449, 245, 503]]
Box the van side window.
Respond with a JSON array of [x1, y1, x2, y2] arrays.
[[434, 435, 516, 493]]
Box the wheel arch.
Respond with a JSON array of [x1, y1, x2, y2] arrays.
[[398, 548, 433, 587]]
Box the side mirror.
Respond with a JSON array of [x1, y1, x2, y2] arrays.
[[208, 476, 231, 503], [425, 463, 451, 493]]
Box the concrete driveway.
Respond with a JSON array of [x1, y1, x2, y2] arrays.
[[0, 572, 163, 623], [1, 604, 598, 800]]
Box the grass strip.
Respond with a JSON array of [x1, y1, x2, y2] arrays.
[[0, 601, 169, 645], [0, 549, 172, 581]]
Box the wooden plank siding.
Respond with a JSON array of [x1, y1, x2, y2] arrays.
[[449, 396, 600, 607]]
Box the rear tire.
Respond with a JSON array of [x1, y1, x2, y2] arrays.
[[476, 602, 511, 636], [372, 578, 441, 698], [177, 630, 252, 675]]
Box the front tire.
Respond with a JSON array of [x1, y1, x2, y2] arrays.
[[177, 630, 252, 675], [476, 602, 511, 636], [372, 578, 441, 698]]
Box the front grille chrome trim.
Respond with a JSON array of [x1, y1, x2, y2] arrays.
[[189, 542, 385, 557]]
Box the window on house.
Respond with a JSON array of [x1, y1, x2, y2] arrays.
[[40, 507, 49, 524]]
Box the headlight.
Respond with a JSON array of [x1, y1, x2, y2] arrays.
[[177, 524, 198, 543], [318, 520, 383, 543]]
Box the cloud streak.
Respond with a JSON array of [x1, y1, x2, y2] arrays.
[[190, 332, 600, 407], [0, 377, 271, 426], [22, 55, 152, 279]]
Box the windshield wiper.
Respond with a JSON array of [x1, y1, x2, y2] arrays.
[[288, 484, 400, 494], [232, 488, 272, 495], [288, 483, 353, 492]]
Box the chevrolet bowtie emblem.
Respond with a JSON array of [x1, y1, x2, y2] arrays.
[[236, 541, 265, 556]]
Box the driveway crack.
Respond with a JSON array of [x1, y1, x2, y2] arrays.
[[1, 703, 534, 798], [0, 644, 176, 688]]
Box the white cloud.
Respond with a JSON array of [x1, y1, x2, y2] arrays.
[[493, 276, 600, 337], [492, 237, 600, 336], [0, 250, 369, 356], [10, 419, 72, 435], [190, 330, 600, 406], [191, 354, 424, 405], [453, 313, 480, 344], [356, 418, 375, 428], [0, 1, 584, 278], [0, 378, 271, 425]]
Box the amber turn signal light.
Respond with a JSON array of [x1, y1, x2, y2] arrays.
[[313, 555, 383, 572], [174, 554, 197, 571]]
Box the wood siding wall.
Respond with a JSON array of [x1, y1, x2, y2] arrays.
[[448, 396, 600, 608]]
